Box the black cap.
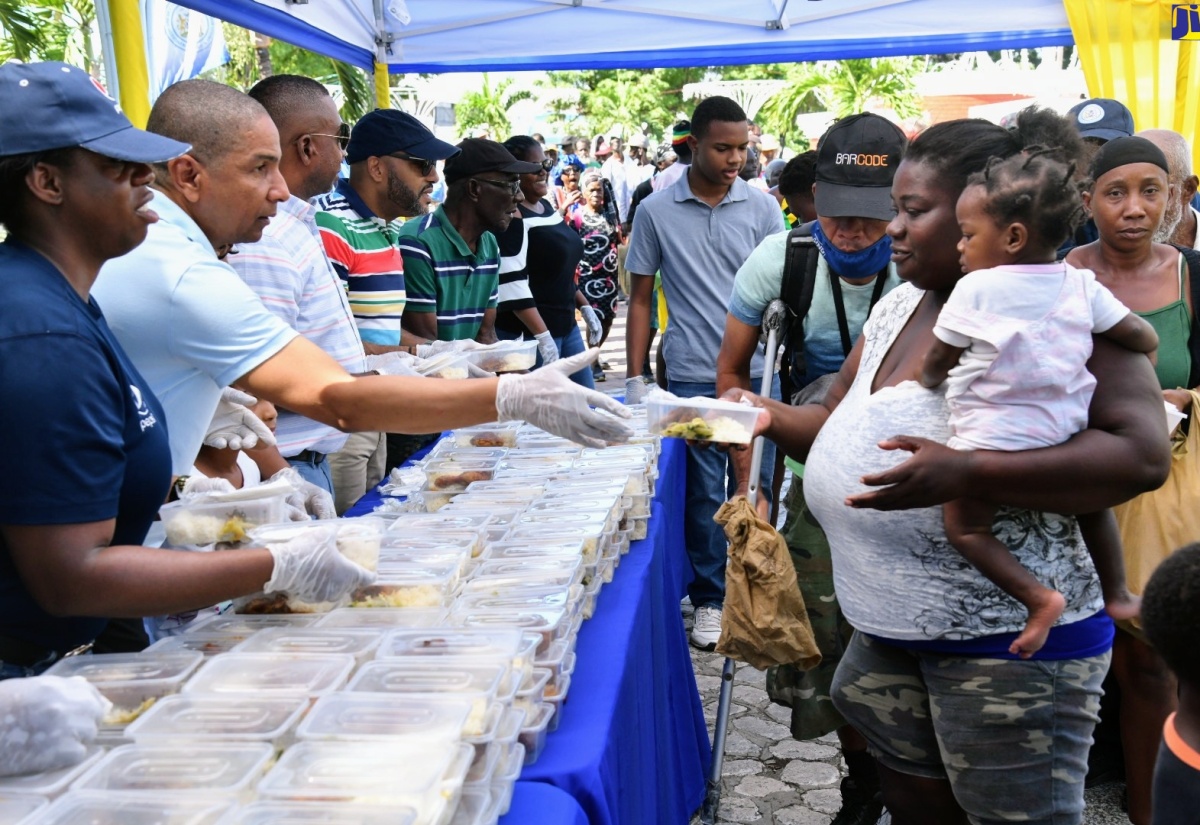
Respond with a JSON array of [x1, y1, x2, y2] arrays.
[[0, 61, 188, 162], [1067, 98, 1135, 142], [443, 138, 541, 184], [346, 108, 459, 165], [814, 113, 906, 221]]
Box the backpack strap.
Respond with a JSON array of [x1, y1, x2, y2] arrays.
[[1176, 244, 1200, 389], [779, 221, 821, 393]]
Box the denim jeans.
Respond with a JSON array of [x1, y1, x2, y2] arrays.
[[497, 325, 595, 389], [286, 453, 334, 497], [668, 377, 780, 609]]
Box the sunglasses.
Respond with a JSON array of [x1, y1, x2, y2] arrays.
[[538, 158, 555, 171], [475, 177, 522, 196], [387, 152, 437, 177], [304, 122, 351, 150]]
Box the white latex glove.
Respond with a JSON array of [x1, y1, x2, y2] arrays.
[[180, 476, 237, 498], [204, 388, 276, 451], [496, 348, 633, 448], [416, 339, 489, 358], [269, 468, 337, 521], [0, 675, 111, 778], [625, 377, 648, 405], [365, 352, 423, 377], [262, 525, 376, 603], [579, 305, 603, 346], [466, 363, 496, 379], [534, 331, 559, 366]]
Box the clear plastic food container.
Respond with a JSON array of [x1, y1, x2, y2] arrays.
[[159, 496, 287, 548], [450, 787, 501, 825], [346, 661, 506, 706], [502, 525, 603, 563], [375, 629, 533, 686], [70, 742, 274, 799], [491, 743, 525, 815], [0, 747, 104, 799], [423, 460, 498, 492], [545, 672, 572, 733], [45, 652, 204, 731], [144, 634, 244, 658], [219, 801, 420, 825], [0, 795, 46, 823], [461, 570, 583, 597], [31, 792, 233, 825], [182, 653, 355, 698], [627, 515, 650, 542], [414, 489, 459, 512], [230, 628, 380, 665], [426, 447, 509, 464], [412, 352, 470, 380], [255, 740, 472, 820], [248, 518, 383, 572], [473, 557, 584, 586], [646, 393, 764, 444], [518, 703, 554, 766], [385, 513, 491, 533], [451, 423, 521, 449], [184, 613, 321, 636], [463, 340, 537, 374], [351, 562, 458, 609], [124, 694, 306, 748], [498, 456, 576, 475], [450, 607, 571, 656], [378, 545, 473, 579], [295, 693, 473, 743], [484, 540, 587, 562], [512, 669, 552, 717], [463, 480, 544, 497], [314, 606, 449, 629]]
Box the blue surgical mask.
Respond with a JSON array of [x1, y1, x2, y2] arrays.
[[811, 221, 892, 280]]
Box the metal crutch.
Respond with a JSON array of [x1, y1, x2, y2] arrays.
[[701, 299, 791, 825]]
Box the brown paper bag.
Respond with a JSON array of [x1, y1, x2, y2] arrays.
[[1114, 389, 1200, 615], [714, 497, 821, 670]]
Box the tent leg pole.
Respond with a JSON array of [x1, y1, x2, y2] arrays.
[[702, 656, 737, 825]]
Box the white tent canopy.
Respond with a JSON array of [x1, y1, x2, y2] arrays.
[[167, 0, 1074, 73]]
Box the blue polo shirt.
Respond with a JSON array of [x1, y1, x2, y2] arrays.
[[0, 240, 171, 651]]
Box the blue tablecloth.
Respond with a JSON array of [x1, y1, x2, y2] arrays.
[[349, 439, 709, 824]]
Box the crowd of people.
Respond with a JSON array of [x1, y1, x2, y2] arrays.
[[1, 54, 1199, 825]]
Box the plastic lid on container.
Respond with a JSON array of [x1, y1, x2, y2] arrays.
[[144, 634, 244, 657], [71, 742, 274, 795], [32, 792, 232, 825], [185, 613, 321, 636], [221, 801, 420, 825], [256, 741, 471, 809], [347, 661, 506, 700], [0, 795, 46, 823], [314, 607, 449, 629], [182, 653, 355, 697], [295, 693, 472, 743], [45, 652, 203, 688], [124, 694, 307, 743], [0, 747, 104, 797], [474, 557, 583, 582], [230, 628, 381, 659], [376, 628, 524, 661]]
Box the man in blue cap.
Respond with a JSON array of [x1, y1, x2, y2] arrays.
[[1059, 97, 1136, 256]]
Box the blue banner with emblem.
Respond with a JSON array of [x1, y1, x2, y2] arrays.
[[143, 1, 229, 100]]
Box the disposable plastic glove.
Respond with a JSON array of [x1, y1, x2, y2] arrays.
[[0, 675, 111, 778], [466, 363, 495, 379], [269, 468, 337, 521], [495, 348, 633, 448], [579, 305, 603, 346], [415, 339, 489, 359], [534, 331, 559, 366], [262, 524, 375, 603], [179, 476, 237, 498], [625, 377, 649, 406], [365, 352, 423, 377], [204, 388, 276, 451]]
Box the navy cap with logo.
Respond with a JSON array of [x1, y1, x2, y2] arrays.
[[0, 61, 189, 162], [814, 113, 906, 221], [1067, 98, 1135, 142], [345, 108, 460, 165], [443, 138, 542, 184]]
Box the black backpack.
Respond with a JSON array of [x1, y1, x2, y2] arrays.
[[777, 221, 887, 400], [1176, 245, 1200, 390]]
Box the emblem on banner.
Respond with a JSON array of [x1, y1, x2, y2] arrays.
[[1172, 5, 1200, 40]]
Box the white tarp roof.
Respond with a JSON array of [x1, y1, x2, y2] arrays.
[[166, 0, 1073, 73]]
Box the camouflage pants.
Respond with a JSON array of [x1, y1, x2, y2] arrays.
[[765, 478, 853, 740], [832, 632, 1110, 825]]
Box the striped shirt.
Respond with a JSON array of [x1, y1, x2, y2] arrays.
[[397, 206, 500, 341], [313, 180, 406, 346], [229, 195, 362, 457]]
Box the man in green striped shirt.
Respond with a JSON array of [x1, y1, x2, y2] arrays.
[[399, 139, 540, 342]]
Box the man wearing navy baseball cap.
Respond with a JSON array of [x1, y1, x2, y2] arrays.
[[1060, 97, 1136, 255]]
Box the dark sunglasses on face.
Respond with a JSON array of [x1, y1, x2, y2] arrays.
[[388, 152, 437, 176], [304, 122, 350, 149], [475, 177, 522, 196], [539, 158, 555, 171]]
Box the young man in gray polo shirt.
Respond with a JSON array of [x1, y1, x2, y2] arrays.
[[624, 96, 785, 650]]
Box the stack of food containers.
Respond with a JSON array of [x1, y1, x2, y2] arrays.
[[15, 408, 655, 825]]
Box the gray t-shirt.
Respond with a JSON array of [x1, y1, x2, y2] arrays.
[[626, 173, 785, 383]]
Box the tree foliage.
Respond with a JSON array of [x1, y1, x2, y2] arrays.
[[455, 73, 532, 139], [0, 0, 98, 71]]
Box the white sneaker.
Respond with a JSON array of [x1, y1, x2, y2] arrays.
[[690, 605, 722, 650]]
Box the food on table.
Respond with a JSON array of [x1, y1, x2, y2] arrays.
[[103, 696, 157, 727]]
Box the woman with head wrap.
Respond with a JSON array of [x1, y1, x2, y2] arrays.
[[566, 169, 621, 380], [1066, 135, 1200, 825]]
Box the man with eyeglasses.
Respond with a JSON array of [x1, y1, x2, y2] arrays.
[[398, 138, 540, 343]]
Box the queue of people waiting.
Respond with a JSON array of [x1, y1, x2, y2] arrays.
[[2, 57, 1200, 825]]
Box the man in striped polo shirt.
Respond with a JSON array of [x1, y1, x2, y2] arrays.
[[399, 139, 540, 342]]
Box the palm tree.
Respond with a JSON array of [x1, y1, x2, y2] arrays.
[[758, 58, 924, 146], [456, 73, 531, 139], [0, 0, 49, 61]]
